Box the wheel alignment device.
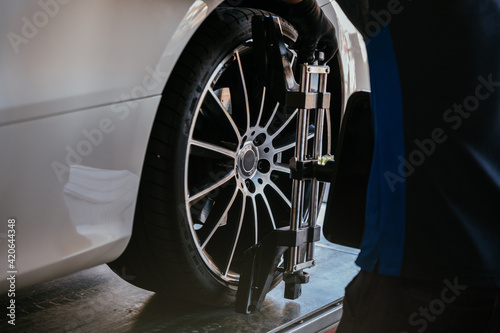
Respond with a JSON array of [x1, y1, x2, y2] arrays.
[[235, 15, 334, 314]]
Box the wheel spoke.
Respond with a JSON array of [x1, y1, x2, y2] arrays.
[[272, 163, 291, 174], [274, 132, 314, 154], [274, 141, 295, 154], [208, 87, 242, 143], [224, 191, 246, 277], [270, 108, 298, 139], [200, 186, 239, 249], [251, 196, 258, 244], [261, 193, 277, 230], [268, 181, 292, 208], [235, 50, 251, 131], [264, 102, 280, 131], [255, 86, 266, 128], [188, 170, 235, 205], [190, 139, 237, 159]]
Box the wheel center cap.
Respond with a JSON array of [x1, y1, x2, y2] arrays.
[[238, 144, 259, 178], [243, 150, 256, 172]]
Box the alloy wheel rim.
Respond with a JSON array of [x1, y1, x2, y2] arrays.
[[184, 43, 325, 285]]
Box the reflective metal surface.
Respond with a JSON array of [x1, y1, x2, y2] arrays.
[[0, 208, 359, 333]]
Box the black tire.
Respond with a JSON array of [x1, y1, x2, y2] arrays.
[[109, 7, 324, 306]]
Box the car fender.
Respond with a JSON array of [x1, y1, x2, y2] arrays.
[[0, 0, 223, 292]]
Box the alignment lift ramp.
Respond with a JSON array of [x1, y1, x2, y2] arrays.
[[235, 16, 343, 332]]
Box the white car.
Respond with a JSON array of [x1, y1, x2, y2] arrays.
[[0, 0, 369, 306]]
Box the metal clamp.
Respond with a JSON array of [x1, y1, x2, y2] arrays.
[[235, 14, 333, 314]]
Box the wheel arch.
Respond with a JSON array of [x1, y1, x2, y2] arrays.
[[154, 0, 373, 249]]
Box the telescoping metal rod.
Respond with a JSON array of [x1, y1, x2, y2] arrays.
[[287, 64, 311, 273], [307, 69, 328, 262]]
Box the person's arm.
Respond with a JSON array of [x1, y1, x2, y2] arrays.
[[281, 0, 337, 63]]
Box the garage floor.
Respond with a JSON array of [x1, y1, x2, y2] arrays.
[[1, 210, 359, 333]]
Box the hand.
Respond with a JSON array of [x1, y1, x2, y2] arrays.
[[286, 0, 338, 64]]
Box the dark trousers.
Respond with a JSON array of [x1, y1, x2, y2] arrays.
[[337, 270, 500, 333]]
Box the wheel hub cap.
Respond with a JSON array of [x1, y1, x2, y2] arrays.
[[237, 143, 259, 178]]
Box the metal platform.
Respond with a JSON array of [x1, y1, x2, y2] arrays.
[[0, 207, 359, 332], [269, 298, 343, 333]]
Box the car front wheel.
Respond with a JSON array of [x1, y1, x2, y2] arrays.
[[109, 7, 331, 306]]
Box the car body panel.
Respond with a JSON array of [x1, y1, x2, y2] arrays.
[[0, 96, 160, 290], [0, 0, 220, 126], [0, 0, 222, 290], [323, 1, 370, 109], [0, 0, 369, 291]]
